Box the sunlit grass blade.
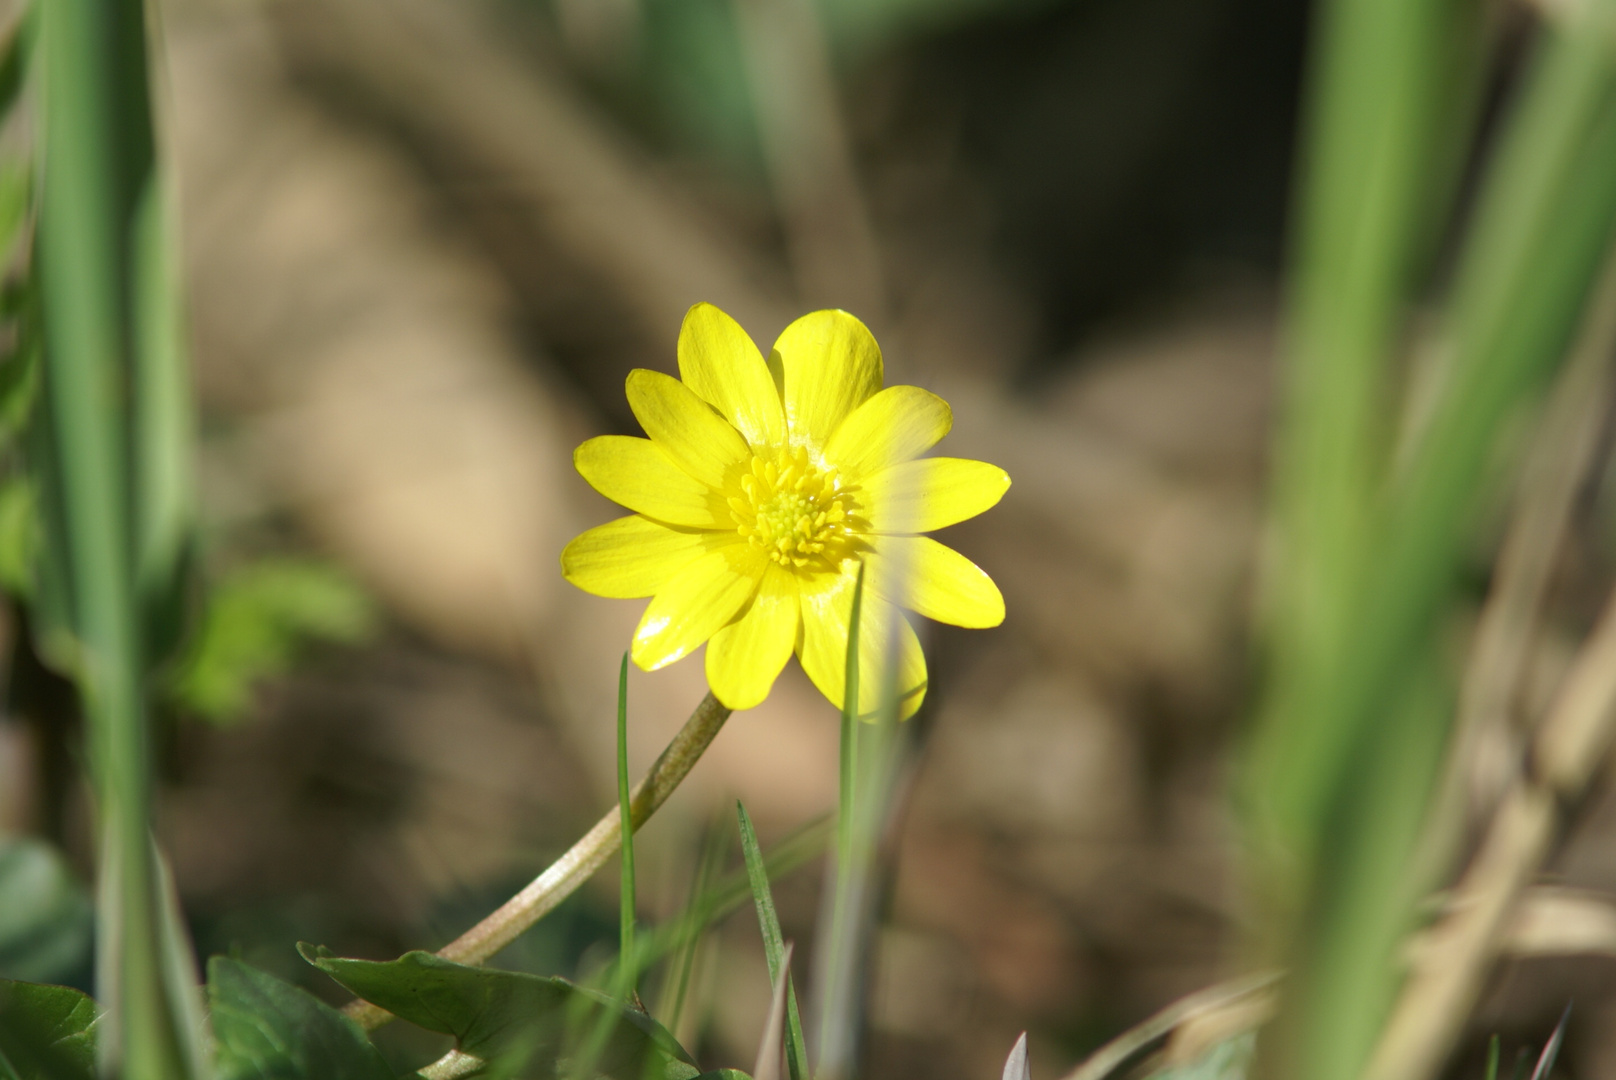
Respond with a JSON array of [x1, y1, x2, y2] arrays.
[[737, 801, 808, 1080]]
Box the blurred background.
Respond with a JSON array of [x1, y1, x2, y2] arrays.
[[6, 0, 1615, 1075]]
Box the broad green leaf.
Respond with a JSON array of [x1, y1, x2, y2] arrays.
[[0, 979, 97, 1080], [167, 558, 374, 724], [301, 947, 698, 1080], [207, 958, 392, 1080], [0, 837, 91, 985]]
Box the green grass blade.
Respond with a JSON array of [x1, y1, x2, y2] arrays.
[[1248, 0, 1487, 894], [737, 801, 809, 1080], [574, 655, 639, 1079], [1484, 1035, 1500, 1080], [36, 0, 201, 1076]]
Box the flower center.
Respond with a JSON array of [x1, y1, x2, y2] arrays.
[[729, 448, 860, 570]]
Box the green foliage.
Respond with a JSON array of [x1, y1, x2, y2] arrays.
[[0, 837, 92, 986], [0, 477, 36, 599], [1249, 0, 1616, 1075], [0, 979, 98, 1080], [167, 558, 374, 723], [207, 957, 393, 1080], [301, 946, 699, 1080], [735, 803, 806, 1080]]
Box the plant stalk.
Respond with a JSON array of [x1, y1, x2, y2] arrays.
[[345, 691, 732, 1030]]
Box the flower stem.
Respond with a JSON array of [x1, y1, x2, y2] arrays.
[[344, 691, 733, 1031]]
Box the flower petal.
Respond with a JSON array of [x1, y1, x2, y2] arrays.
[[562, 515, 723, 599], [705, 562, 800, 709], [866, 535, 1004, 629], [632, 543, 766, 671], [798, 566, 927, 720], [626, 369, 751, 488], [823, 386, 952, 478], [575, 435, 724, 527], [862, 458, 1011, 533], [773, 310, 883, 452], [677, 303, 786, 450]]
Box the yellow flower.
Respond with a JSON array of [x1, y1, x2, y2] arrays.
[[561, 303, 1009, 717]]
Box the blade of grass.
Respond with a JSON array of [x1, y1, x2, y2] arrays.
[[816, 564, 863, 1078], [1526, 1006, 1569, 1080], [813, 566, 918, 1080], [1302, 10, 1616, 1080], [1248, 0, 1487, 914], [36, 0, 202, 1076], [738, 801, 809, 1080], [1484, 1035, 1501, 1080], [572, 655, 639, 1080]]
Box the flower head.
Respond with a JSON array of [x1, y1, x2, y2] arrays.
[[561, 303, 1009, 717]]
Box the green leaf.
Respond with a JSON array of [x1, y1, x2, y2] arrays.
[[207, 957, 392, 1080], [0, 837, 91, 985], [0, 164, 32, 269], [0, 476, 37, 599], [691, 1072, 750, 1080], [0, 979, 98, 1080], [300, 947, 698, 1080], [167, 558, 374, 723]]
